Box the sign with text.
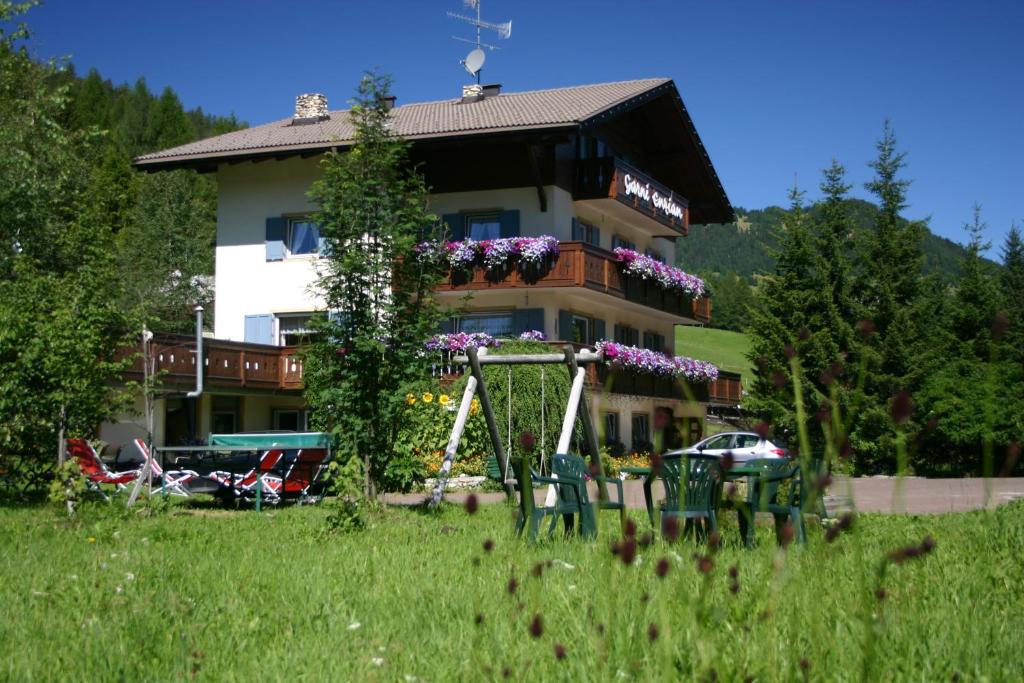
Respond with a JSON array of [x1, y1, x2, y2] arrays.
[[612, 161, 689, 233]]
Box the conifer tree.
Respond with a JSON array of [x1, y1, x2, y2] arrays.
[[303, 72, 448, 496], [1000, 224, 1024, 365]]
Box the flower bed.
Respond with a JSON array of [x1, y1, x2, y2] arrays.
[[417, 235, 560, 272], [612, 247, 706, 298], [595, 340, 719, 383], [423, 332, 499, 352]]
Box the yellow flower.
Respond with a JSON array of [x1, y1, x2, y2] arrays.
[[87, 537, 96, 543], [406, 393, 417, 405], [422, 392, 434, 403], [470, 398, 480, 415], [439, 394, 451, 406]]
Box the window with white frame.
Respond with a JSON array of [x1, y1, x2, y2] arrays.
[[602, 412, 620, 445], [631, 413, 651, 449], [286, 218, 320, 256], [576, 220, 601, 247], [570, 315, 592, 345], [277, 313, 317, 346], [466, 213, 502, 241], [459, 311, 515, 337]]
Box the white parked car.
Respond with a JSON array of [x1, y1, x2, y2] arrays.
[[668, 431, 790, 464]]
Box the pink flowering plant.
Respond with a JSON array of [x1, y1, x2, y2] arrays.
[[417, 235, 560, 272], [595, 340, 719, 383], [519, 329, 547, 341], [613, 247, 706, 298], [423, 332, 500, 353]]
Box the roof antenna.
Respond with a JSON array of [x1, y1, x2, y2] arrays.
[[448, 0, 511, 84]]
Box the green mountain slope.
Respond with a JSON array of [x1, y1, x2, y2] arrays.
[[676, 199, 979, 283], [675, 326, 752, 382]]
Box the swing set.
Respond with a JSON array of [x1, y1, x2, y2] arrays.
[[427, 344, 610, 533]]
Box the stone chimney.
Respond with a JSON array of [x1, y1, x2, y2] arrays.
[[380, 95, 397, 111], [293, 93, 329, 124], [461, 83, 501, 103]]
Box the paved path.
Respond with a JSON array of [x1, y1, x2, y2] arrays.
[[384, 477, 1024, 515]]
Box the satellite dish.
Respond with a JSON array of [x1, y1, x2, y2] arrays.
[[463, 48, 485, 75]]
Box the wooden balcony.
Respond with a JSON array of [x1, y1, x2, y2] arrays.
[[586, 364, 742, 405], [120, 335, 304, 393], [434, 241, 711, 323]]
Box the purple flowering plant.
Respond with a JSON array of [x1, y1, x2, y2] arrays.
[[423, 332, 500, 353], [417, 235, 561, 272], [613, 247, 706, 298], [519, 330, 547, 341], [595, 340, 719, 383]]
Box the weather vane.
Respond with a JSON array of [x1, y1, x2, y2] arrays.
[[447, 0, 512, 84]]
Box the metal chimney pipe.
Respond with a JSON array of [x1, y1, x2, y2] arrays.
[[186, 305, 204, 398]]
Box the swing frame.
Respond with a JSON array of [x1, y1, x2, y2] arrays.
[[427, 344, 608, 534]]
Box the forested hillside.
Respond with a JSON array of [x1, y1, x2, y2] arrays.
[[677, 199, 1000, 331]]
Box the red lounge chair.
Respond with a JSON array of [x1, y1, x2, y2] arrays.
[[267, 448, 331, 504], [131, 439, 199, 497], [208, 449, 286, 501], [66, 439, 140, 500]]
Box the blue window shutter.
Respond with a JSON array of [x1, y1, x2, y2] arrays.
[[511, 308, 544, 336], [558, 309, 573, 342], [443, 213, 463, 241], [592, 319, 606, 344], [499, 210, 520, 238], [593, 226, 601, 247], [265, 217, 286, 261], [244, 314, 275, 345], [613, 324, 623, 343], [571, 217, 581, 241], [440, 318, 455, 334]]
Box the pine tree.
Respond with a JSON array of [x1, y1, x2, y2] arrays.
[[1000, 224, 1024, 364], [303, 72, 448, 496]]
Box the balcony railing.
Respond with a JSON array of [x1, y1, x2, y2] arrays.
[[121, 335, 304, 392], [434, 241, 711, 323]]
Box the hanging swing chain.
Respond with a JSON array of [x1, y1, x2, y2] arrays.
[[540, 365, 546, 475], [504, 364, 513, 483]]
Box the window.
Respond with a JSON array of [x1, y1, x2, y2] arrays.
[[466, 213, 502, 241], [273, 409, 309, 432], [611, 235, 636, 251], [603, 412, 620, 445], [575, 220, 601, 247], [642, 332, 665, 352], [631, 414, 651, 449], [211, 396, 239, 434], [277, 313, 317, 346], [735, 434, 760, 448], [459, 311, 515, 337], [569, 315, 591, 345], [286, 218, 320, 255], [615, 325, 640, 347]]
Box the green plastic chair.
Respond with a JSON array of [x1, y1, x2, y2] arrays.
[[657, 453, 723, 542], [731, 458, 801, 547]]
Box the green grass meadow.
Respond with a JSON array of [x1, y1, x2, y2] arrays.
[[675, 326, 752, 382], [2, 498, 1022, 681]]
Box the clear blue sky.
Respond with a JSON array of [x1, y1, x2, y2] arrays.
[[24, 0, 1024, 253]]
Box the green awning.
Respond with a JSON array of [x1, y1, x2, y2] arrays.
[[208, 432, 331, 449]]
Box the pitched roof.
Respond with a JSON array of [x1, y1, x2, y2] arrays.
[[134, 79, 671, 166]]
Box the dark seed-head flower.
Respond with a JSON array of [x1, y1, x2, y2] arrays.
[[641, 591, 650, 603], [754, 422, 771, 439], [647, 623, 659, 641], [797, 327, 811, 341], [465, 494, 479, 515], [783, 345, 796, 360], [771, 371, 788, 388], [721, 451, 734, 472], [815, 404, 830, 423], [799, 658, 810, 672], [819, 370, 834, 386], [502, 666, 512, 679], [638, 531, 654, 548], [730, 582, 739, 595], [825, 526, 840, 543], [483, 538, 494, 553], [992, 312, 1009, 339], [475, 613, 485, 625], [649, 452, 664, 477], [655, 558, 670, 578], [708, 531, 721, 552], [831, 360, 845, 377], [696, 554, 714, 574], [519, 431, 536, 453], [553, 643, 566, 660], [875, 587, 887, 601], [610, 540, 621, 556], [620, 538, 637, 565], [779, 521, 795, 547], [839, 437, 853, 460], [531, 562, 544, 579], [891, 391, 913, 424], [506, 577, 518, 594], [921, 535, 936, 553], [624, 519, 637, 538], [728, 565, 739, 579], [857, 318, 876, 339], [663, 516, 680, 543], [529, 614, 543, 638]]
